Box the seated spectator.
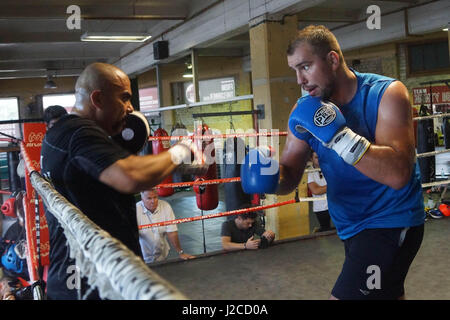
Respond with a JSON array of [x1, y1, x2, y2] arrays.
[[136, 189, 195, 263], [221, 205, 275, 251]]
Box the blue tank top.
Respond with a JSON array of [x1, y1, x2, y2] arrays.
[[305, 70, 425, 240]]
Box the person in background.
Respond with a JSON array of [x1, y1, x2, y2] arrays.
[[307, 151, 334, 233], [43, 105, 68, 129], [221, 204, 275, 251], [136, 189, 195, 263]]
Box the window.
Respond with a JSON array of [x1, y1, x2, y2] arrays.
[[0, 97, 20, 143], [408, 40, 450, 74], [43, 93, 75, 113]]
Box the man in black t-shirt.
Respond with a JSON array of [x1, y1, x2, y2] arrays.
[[221, 210, 275, 252], [41, 62, 207, 300]]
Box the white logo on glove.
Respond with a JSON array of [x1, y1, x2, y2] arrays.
[[313, 103, 336, 127]]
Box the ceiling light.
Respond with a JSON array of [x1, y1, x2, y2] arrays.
[[443, 28, 449, 31], [44, 75, 57, 89], [81, 32, 152, 42], [183, 63, 193, 78]]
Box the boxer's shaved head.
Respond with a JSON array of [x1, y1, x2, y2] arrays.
[[73, 62, 133, 135], [74, 62, 128, 110]]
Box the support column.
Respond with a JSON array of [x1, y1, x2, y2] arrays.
[[130, 77, 140, 111], [249, 14, 310, 239]]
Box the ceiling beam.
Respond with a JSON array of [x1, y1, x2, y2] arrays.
[[0, 4, 187, 19]]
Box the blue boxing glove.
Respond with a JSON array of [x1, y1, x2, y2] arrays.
[[240, 148, 280, 194], [288, 95, 371, 165]]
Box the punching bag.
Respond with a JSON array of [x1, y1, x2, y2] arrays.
[[7, 150, 21, 193], [170, 123, 188, 184], [223, 137, 251, 217], [152, 128, 174, 197], [443, 116, 450, 149], [417, 119, 435, 184], [194, 124, 218, 211]]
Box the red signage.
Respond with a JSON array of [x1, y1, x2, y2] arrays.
[[22, 122, 50, 282], [138, 87, 159, 116], [412, 85, 450, 105]]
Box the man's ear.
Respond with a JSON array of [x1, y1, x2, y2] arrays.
[[327, 51, 340, 70], [90, 90, 103, 110]]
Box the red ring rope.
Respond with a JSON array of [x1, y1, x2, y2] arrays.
[[138, 199, 297, 230], [148, 131, 288, 141], [155, 177, 241, 189]]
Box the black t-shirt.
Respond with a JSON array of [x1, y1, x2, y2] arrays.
[[220, 219, 265, 244], [41, 114, 141, 299]]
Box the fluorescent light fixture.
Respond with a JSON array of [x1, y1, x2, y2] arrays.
[[182, 63, 193, 78], [443, 28, 449, 31], [0, 69, 47, 73], [81, 32, 151, 42]]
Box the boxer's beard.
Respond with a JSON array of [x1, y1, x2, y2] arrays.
[[320, 78, 335, 101]]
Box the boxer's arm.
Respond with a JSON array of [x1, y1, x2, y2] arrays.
[[99, 152, 178, 194], [354, 81, 416, 190], [277, 130, 312, 195]]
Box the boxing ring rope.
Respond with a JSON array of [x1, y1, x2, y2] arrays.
[[138, 197, 302, 230], [20, 144, 186, 300], [413, 113, 450, 121], [146, 128, 450, 161], [147, 130, 288, 141]]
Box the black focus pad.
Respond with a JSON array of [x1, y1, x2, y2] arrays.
[[112, 111, 150, 154]]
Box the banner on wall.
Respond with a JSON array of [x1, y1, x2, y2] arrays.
[[412, 85, 450, 106], [139, 87, 160, 117], [22, 122, 49, 282]]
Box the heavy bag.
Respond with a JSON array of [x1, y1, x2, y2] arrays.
[[152, 128, 174, 197], [417, 119, 435, 183], [223, 137, 251, 214], [194, 124, 218, 210], [7, 151, 21, 193], [443, 116, 450, 149], [170, 123, 189, 184]]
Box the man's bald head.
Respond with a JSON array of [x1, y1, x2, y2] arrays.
[[73, 62, 133, 135], [74, 63, 129, 110]]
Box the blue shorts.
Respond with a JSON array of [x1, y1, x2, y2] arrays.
[[331, 224, 424, 300]]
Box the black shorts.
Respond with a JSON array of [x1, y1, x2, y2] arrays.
[[331, 224, 424, 300]]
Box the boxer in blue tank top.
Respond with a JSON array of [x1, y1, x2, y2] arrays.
[[278, 25, 425, 300]]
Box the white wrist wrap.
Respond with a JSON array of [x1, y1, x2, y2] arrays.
[[168, 144, 191, 165], [327, 127, 371, 165]]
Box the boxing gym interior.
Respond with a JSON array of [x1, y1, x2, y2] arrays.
[[0, 0, 449, 301]]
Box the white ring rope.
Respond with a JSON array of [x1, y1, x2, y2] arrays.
[[413, 113, 450, 121], [29, 171, 186, 300], [421, 179, 450, 189], [416, 148, 450, 158]]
